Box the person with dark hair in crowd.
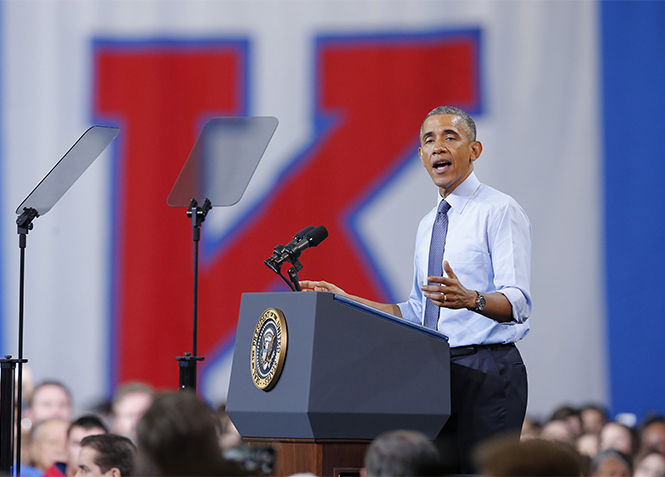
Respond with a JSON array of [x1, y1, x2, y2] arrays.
[[474, 437, 583, 476], [362, 430, 443, 477], [591, 448, 632, 477], [134, 391, 245, 476], [640, 415, 665, 455], [75, 434, 135, 477], [550, 405, 583, 439], [302, 105, 532, 473], [581, 404, 608, 436], [44, 414, 108, 477]]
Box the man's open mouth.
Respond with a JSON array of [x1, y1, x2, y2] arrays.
[[433, 159, 451, 171]]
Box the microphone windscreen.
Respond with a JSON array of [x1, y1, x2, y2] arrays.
[[294, 225, 316, 240], [308, 225, 328, 247]]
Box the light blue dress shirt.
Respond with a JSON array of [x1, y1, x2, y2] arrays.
[[398, 172, 532, 347]]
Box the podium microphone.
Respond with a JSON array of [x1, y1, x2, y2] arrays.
[[264, 225, 328, 290], [283, 225, 328, 259]]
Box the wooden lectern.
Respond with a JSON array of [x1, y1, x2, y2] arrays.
[[226, 292, 450, 476]]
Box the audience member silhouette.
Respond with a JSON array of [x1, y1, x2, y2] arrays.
[[590, 449, 632, 477], [133, 391, 245, 476], [475, 437, 583, 476], [362, 430, 444, 477]]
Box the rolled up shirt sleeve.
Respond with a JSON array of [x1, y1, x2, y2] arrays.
[[490, 200, 532, 323]]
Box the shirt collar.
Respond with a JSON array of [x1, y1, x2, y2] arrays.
[[437, 171, 480, 214]]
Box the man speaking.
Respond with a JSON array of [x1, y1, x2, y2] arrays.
[[300, 105, 531, 472]]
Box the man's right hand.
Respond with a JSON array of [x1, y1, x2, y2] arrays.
[[299, 280, 402, 317], [299, 280, 346, 294]]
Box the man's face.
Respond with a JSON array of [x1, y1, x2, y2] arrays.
[[30, 384, 72, 422], [643, 422, 665, 454], [31, 419, 68, 470], [418, 114, 481, 197], [66, 426, 107, 477], [600, 423, 632, 455], [75, 447, 112, 477], [112, 392, 152, 439]]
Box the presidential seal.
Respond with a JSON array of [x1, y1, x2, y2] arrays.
[[250, 308, 288, 391]]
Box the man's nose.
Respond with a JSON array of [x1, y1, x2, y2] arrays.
[[433, 140, 446, 152]]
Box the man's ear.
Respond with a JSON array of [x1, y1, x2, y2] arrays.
[[107, 467, 121, 477], [470, 140, 483, 161]]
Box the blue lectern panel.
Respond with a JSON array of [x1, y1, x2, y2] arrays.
[[226, 292, 450, 439]]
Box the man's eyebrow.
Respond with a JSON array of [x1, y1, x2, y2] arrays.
[[422, 128, 460, 139]]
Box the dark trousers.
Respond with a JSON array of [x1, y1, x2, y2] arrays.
[[436, 343, 528, 473]]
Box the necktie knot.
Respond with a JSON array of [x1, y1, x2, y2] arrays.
[[438, 200, 451, 215]]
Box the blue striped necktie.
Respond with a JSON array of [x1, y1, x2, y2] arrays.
[[423, 200, 451, 330]]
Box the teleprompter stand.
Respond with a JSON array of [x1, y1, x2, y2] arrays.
[[0, 126, 119, 476], [168, 117, 278, 392]]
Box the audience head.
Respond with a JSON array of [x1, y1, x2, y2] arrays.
[[30, 417, 69, 470], [66, 415, 109, 477], [363, 429, 443, 477], [634, 449, 665, 477], [599, 421, 638, 456], [577, 432, 600, 460], [76, 434, 136, 477], [111, 382, 153, 440], [581, 404, 608, 435], [591, 449, 632, 477], [27, 380, 73, 425], [475, 437, 583, 476], [550, 405, 583, 439], [540, 419, 576, 445], [641, 416, 665, 455], [134, 390, 238, 476]]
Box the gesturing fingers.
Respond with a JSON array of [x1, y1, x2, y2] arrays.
[[443, 261, 457, 280], [422, 272, 467, 309]]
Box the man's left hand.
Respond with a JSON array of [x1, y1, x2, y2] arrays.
[[421, 261, 476, 309]]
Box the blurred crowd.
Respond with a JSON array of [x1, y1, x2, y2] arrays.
[[10, 367, 665, 476], [14, 372, 255, 477], [516, 404, 665, 477]]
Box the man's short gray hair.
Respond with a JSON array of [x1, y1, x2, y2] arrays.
[[420, 105, 477, 141], [364, 429, 443, 476]]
